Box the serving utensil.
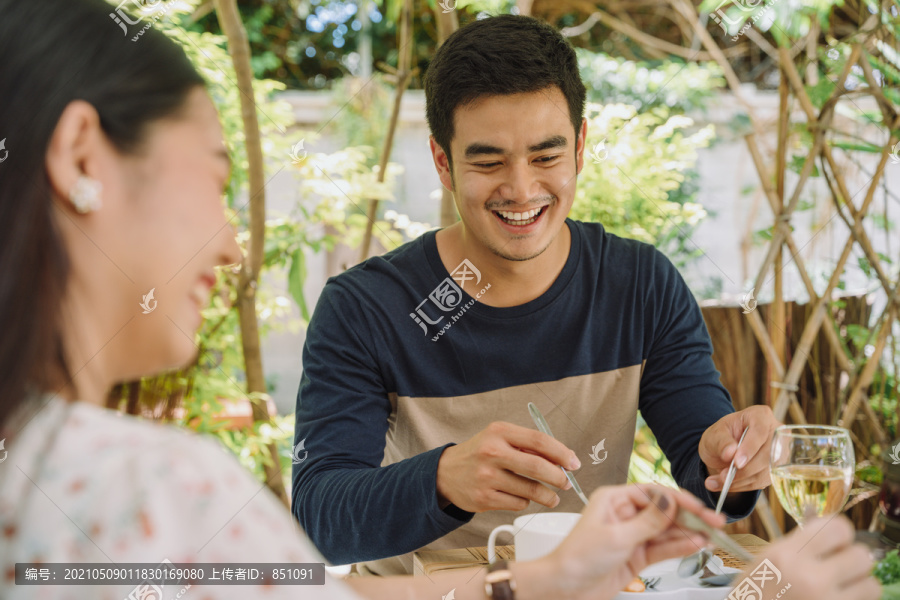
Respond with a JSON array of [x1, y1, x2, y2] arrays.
[[674, 498, 756, 566], [527, 402, 590, 505], [677, 426, 750, 579], [698, 565, 738, 587]]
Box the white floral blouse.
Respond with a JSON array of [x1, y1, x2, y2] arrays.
[[0, 397, 361, 600]]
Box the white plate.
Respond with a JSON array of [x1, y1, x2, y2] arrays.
[[613, 556, 740, 599]]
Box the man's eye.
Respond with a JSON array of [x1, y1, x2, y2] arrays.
[[475, 162, 501, 168], [536, 155, 561, 163]]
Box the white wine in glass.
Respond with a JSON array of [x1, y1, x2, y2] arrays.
[[769, 425, 854, 526]]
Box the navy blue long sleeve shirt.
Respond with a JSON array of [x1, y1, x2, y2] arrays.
[[292, 219, 757, 573]]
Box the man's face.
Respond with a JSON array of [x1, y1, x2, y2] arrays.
[[433, 86, 585, 262]]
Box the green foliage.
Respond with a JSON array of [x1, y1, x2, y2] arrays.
[[573, 51, 722, 266], [293, 146, 405, 249], [187, 0, 443, 89], [697, 0, 847, 45], [629, 413, 678, 487], [217, 415, 297, 479], [577, 50, 725, 112], [326, 74, 397, 157], [875, 549, 900, 586], [573, 103, 714, 265]]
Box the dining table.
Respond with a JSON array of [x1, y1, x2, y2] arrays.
[[412, 533, 770, 578]]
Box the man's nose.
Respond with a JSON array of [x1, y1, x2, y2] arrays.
[[497, 160, 538, 203]]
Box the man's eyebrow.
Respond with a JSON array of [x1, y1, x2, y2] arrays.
[[528, 135, 568, 152], [463, 135, 569, 159]]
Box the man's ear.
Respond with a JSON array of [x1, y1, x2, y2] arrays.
[[575, 117, 587, 175], [429, 135, 454, 193], [45, 100, 105, 212]]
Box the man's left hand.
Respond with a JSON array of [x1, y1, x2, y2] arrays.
[[699, 405, 782, 494]]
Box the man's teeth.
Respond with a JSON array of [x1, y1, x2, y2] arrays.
[[497, 207, 544, 225], [498, 208, 541, 220]]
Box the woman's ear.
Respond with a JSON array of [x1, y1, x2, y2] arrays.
[[45, 100, 106, 212]]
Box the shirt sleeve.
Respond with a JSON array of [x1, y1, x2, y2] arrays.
[[637, 248, 759, 521], [291, 282, 472, 565]]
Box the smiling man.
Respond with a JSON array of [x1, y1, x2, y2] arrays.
[[291, 14, 780, 576]]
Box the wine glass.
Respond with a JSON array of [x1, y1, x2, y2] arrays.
[[769, 425, 855, 527]]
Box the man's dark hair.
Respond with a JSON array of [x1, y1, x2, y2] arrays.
[[424, 14, 587, 166]]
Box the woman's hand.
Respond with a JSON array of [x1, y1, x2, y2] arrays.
[[513, 483, 725, 600], [739, 515, 880, 600]]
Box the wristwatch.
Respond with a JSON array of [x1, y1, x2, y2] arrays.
[[484, 560, 516, 600]]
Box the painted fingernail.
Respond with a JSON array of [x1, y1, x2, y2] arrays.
[[736, 455, 748, 469], [656, 493, 670, 511]]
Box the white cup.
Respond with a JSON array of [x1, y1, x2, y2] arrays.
[[487, 512, 581, 563]]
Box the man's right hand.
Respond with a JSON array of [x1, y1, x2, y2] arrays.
[[435, 421, 581, 513]]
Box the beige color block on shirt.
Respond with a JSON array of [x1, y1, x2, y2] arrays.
[[365, 363, 644, 575]]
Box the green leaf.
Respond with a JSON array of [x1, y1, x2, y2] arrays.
[[858, 256, 873, 278], [830, 140, 885, 153], [806, 78, 836, 109], [874, 550, 900, 586], [754, 226, 774, 243], [288, 248, 310, 321], [797, 199, 817, 212], [789, 154, 820, 176]]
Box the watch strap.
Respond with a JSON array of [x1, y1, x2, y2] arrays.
[[484, 560, 516, 600]]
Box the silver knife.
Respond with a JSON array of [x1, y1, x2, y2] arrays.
[[527, 402, 590, 506], [714, 426, 750, 514]]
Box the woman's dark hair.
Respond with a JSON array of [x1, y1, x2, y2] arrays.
[[0, 0, 205, 430], [423, 14, 587, 167]]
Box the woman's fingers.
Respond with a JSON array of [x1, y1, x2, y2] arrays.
[[643, 535, 708, 566]]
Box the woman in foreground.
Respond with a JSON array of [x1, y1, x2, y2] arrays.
[[0, 1, 880, 599]]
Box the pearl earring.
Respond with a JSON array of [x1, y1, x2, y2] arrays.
[[69, 175, 103, 214]]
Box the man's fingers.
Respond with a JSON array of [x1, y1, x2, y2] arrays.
[[732, 423, 771, 470], [708, 461, 771, 492], [701, 422, 740, 472], [494, 470, 562, 509], [499, 422, 581, 471], [503, 449, 571, 491]]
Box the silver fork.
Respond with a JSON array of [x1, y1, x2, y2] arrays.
[[642, 576, 661, 590], [677, 426, 750, 579]]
